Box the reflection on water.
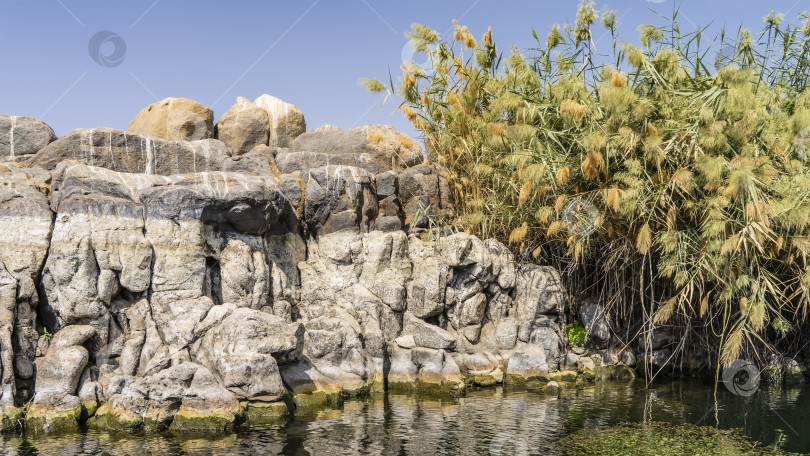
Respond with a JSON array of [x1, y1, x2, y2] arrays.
[[3, 379, 810, 455]]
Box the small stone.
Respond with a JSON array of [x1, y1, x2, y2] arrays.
[[395, 334, 416, 349]]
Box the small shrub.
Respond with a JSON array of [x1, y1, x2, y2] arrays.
[[567, 323, 587, 347]]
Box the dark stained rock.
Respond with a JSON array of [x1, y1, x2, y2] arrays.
[[0, 115, 56, 159], [26, 127, 231, 175]]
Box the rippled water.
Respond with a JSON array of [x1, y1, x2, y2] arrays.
[[4, 379, 810, 455]]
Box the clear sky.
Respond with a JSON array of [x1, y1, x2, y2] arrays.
[[1, 0, 807, 138]]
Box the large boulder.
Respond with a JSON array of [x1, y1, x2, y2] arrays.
[[290, 124, 422, 174], [0, 114, 56, 159], [215, 97, 270, 156], [127, 97, 214, 141], [300, 165, 377, 235], [506, 345, 550, 383], [26, 127, 230, 174], [253, 94, 306, 148], [193, 307, 304, 401], [402, 313, 455, 350]]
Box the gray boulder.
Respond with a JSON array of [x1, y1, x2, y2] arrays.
[[403, 313, 455, 350], [290, 124, 422, 173], [27, 127, 230, 174], [0, 114, 56, 159], [221, 144, 277, 175]]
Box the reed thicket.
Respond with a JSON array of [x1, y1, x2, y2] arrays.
[[363, 2, 810, 369]]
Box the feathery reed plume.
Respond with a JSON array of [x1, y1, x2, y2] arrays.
[[509, 222, 529, 243], [518, 182, 534, 206], [560, 99, 587, 118], [483, 26, 493, 46], [556, 166, 572, 186]]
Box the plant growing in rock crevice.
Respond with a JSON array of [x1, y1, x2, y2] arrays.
[[567, 323, 587, 348], [364, 2, 810, 371]]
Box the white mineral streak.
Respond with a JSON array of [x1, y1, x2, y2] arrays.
[[8, 116, 14, 158]]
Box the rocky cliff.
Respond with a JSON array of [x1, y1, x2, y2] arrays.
[[0, 96, 629, 434]]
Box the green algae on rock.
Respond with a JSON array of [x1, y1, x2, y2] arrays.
[[558, 422, 795, 455]]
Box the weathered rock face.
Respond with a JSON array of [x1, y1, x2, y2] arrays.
[[0, 115, 57, 160], [290, 124, 423, 174], [0, 107, 581, 434], [128, 97, 214, 141], [0, 164, 53, 407], [26, 127, 230, 174]]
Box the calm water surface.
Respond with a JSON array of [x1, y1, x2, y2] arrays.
[[4, 379, 810, 455]]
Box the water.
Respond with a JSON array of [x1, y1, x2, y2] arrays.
[[4, 379, 809, 455]]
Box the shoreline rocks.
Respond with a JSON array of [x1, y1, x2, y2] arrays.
[[0, 98, 644, 435]]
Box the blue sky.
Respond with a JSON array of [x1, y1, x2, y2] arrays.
[[1, 0, 808, 138]]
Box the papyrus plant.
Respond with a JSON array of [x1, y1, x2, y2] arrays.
[[364, 2, 810, 370]]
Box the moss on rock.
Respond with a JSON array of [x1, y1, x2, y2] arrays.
[[25, 405, 81, 434], [168, 407, 239, 432], [293, 391, 329, 411], [550, 370, 578, 383], [244, 401, 290, 426], [0, 407, 25, 432], [473, 374, 497, 387], [87, 404, 144, 433]]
